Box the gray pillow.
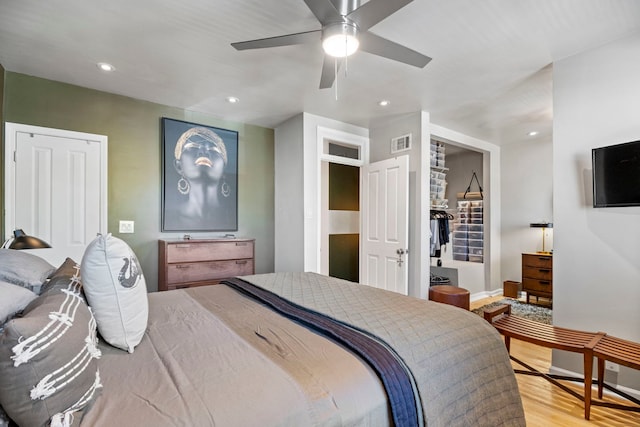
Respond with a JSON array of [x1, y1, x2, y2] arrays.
[[0, 249, 55, 294], [0, 272, 102, 426], [0, 281, 37, 325]]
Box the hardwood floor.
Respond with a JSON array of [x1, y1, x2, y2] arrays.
[[471, 296, 640, 426]]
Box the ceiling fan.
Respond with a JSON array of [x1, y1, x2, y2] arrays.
[[231, 0, 431, 89]]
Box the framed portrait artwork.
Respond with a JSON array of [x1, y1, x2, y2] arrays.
[[161, 118, 238, 232]]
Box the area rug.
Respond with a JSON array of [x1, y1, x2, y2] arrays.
[[472, 299, 552, 324]]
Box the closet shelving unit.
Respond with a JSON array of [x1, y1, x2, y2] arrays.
[[430, 140, 448, 209], [452, 199, 483, 263]]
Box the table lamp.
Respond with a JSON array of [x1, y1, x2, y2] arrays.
[[2, 229, 51, 249], [529, 222, 552, 254]]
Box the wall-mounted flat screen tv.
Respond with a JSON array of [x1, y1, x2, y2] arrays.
[[592, 139, 640, 207]]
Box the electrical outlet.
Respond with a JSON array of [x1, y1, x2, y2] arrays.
[[119, 220, 134, 234], [605, 361, 620, 373]]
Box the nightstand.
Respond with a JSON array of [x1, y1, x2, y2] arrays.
[[522, 253, 552, 305]]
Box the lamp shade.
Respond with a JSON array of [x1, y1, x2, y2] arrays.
[[530, 222, 553, 228], [7, 229, 51, 250]]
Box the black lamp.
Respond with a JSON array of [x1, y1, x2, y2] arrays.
[[6, 229, 51, 250], [529, 222, 553, 254]]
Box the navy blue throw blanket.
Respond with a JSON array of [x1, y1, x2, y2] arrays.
[[222, 277, 420, 427]]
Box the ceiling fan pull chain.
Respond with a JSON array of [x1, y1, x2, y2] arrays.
[[334, 57, 338, 101], [344, 37, 349, 78]]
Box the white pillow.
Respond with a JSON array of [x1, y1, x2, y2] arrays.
[[80, 234, 148, 353]]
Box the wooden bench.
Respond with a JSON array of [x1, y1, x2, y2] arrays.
[[585, 334, 640, 419], [483, 304, 600, 419], [484, 304, 640, 420]]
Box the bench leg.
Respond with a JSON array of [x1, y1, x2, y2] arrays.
[[505, 336, 511, 354], [597, 357, 605, 399], [584, 352, 593, 420]]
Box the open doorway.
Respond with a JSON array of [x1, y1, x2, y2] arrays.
[[318, 127, 367, 282], [430, 137, 487, 295]]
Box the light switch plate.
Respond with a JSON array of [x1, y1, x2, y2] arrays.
[[119, 220, 134, 233]]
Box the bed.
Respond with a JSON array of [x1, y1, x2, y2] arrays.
[[0, 240, 525, 427]]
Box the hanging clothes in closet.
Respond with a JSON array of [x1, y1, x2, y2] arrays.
[[430, 210, 453, 258]]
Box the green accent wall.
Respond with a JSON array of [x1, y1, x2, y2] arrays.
[[1, 72, 275, 291]]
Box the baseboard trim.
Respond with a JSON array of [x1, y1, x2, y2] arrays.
[[470, 288, 503, 302]]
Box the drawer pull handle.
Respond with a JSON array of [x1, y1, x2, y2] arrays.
[[236, 260, 248, 265], [539, 281, 550, 285], [537, 257, 550, 261], [176, 265, 190, 269], [538, 269, 550, 273]]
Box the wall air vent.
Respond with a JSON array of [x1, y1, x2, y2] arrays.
[[391, 133, 412, 153]]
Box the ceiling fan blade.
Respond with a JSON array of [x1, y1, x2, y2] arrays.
[[232, 30, 321, 50], [319, 55, 343, 89], [358, 31, 431, 68], [347, 0, 414, 31], [304, 0, 341, 25]]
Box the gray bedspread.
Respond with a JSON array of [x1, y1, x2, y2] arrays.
[[240, 273, 525, 427], [81, 272, 525, 426]]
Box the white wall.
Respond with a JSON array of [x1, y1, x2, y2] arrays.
[[274, 114, 305, 272], [500, 137, 553, 283], [552, 32, 640, 392]]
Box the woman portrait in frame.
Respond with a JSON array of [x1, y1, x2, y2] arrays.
[[162, 118, 238, 232]]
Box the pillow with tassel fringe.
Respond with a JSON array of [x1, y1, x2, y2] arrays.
[[0, 268, 102, 427]]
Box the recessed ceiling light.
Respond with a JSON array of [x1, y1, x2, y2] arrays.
[[378, 100, 390, 107], [97, 62, 115, 72], [226, 96, 240, 104], [527, 131, 539, 137]]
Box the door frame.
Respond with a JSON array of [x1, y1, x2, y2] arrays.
[[4, 122, 108, 241], [317, 126, 369, 276]]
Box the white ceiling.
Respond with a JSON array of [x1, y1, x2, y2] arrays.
[[1, 0, 639, 145]]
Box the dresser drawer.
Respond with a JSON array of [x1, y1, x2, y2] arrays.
[[522, 278, 552, 294], [166, 240, 254, 263], [522, 266, 552, 281], [159, 238, 256, 291], [167, 259, 254, 284], [522, 254, 552, 269]]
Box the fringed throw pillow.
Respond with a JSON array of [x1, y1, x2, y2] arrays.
[[0, 267, 102, 427]]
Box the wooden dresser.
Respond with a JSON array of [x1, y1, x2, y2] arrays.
[[158, 238, 255, 291], [521, 252, 552, 305]]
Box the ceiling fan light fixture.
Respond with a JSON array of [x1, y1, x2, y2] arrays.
[[322, 22, 359, 58]]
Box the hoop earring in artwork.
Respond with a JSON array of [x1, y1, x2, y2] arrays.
[[221, 176, 230, 198], [177, 176, 190, 195]]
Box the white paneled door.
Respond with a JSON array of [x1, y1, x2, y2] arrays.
[[5, 123, 107, 266], [360, 155, 409, 295]]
